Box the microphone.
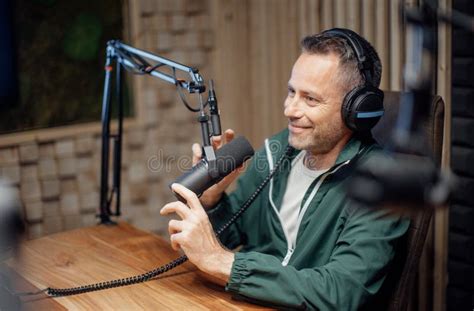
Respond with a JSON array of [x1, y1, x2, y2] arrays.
[[346, 153, 452, 207], [0, 180, 23, 310], [171, 136, 254, 201], [208, 80, 221, 136], [0, 181, 23, 255]]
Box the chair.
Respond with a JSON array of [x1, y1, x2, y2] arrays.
[[365, 91, 445, 310]]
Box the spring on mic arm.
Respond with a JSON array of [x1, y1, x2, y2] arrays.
[[20, 146, 294, 298]]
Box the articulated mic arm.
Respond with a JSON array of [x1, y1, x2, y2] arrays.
[[99, 40, 221, 224]]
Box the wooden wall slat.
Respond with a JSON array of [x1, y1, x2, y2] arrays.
[[267, 1, 275, 138], [434, 0, 451, 310], [361, 0, 375, 43], [321, 0, 333, 30], [375, 0, 390, 90], [251, 0, 269, 144], [298, 0, 309, 39], [309, 0, 320, 33], [347, 0, 361, 33], [129, 0, 145, 125], [272, 1, 284, 136], [210, 0, 252, 142], [334, 0, 346, 28], [390, 0, 403, 91]]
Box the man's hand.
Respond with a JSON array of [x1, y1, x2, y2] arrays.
[[192, 129, 244, 208], [160, 183, 235, 284]]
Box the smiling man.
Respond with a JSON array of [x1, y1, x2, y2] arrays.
[[161, 29, 409, 310]]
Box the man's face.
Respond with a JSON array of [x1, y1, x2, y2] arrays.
[[284, 52, 351, 154]]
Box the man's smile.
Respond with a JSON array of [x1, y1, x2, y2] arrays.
[[288, 122, 312, 134]]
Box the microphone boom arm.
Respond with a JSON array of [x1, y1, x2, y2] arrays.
[[99, 40, 211, 225], [109, 40, 206, 93]]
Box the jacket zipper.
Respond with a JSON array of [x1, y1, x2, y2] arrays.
[[265, 139, 294, 262], [280, 160, 350, 266], [282, 248, 294, 265]]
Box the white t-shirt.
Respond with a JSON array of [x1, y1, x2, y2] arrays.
[[279, 151, 327, 246]]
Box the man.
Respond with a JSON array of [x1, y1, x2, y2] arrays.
[[160, 29, 409, 310]]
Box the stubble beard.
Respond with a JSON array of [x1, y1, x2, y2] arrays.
[[288, 121, 347, 154]]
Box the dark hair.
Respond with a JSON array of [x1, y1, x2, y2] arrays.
[[300, 32, 382, 93]]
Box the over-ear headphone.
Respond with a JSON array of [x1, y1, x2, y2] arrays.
[[322, 28, 384, 132]]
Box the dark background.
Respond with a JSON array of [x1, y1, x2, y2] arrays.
[[0, 0, 17, 109], [0, 0, 131, 134], [448, 0, 474, 309]]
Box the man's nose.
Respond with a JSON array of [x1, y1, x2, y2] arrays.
[[284, 96, 304, 118]]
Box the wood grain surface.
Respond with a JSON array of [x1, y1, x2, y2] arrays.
[[10, 223, 271, 310]]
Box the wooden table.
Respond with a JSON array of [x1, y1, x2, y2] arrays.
[[10, 223, 270, 310]]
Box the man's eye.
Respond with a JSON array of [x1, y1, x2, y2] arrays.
[[306, 96, 316, 102], [288, 88, 295, 96]]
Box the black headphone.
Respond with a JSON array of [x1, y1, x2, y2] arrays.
[[322, 28, 384, 132]]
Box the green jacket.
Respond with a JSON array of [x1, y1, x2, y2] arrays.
[[208, 129, 409, 310]]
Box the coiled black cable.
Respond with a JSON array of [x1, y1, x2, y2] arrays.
[[20, 145, 294, 298]]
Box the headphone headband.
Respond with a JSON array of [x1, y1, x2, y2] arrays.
[[322, 28, 374, 85]]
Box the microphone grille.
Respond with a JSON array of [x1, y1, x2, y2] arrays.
[[215, 136, 254, 176]]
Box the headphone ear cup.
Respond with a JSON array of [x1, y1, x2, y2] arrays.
[[341, 85, 384, 132], [342, 85, 366, 131]]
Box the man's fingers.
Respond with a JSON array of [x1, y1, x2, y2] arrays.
[[192, 143, 202, 165], [160, 201, 192, 219], [170, 232, 183, 251], [219, 166, 242, 187], [211, 129, 235, 149], [171, 183, 201, 210], [224, 129, 235, 144], [168, 219, 184, 236], [211, 135, 222, 149]]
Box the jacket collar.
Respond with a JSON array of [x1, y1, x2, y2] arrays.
[[333, 136, 363, 165], [286, 133, 370, 168], [272, 129, 375, 171]]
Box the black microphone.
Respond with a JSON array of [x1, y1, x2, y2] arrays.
[[0, 182, 23, 255], [208, 80, 221, 136], [171, 136, 254, 201], [0, 181, 24, 311], [346, 153, 452, 207]]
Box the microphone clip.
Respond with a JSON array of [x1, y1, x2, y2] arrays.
[[199, 79, 221, 180], [202, 145, 219, 179]]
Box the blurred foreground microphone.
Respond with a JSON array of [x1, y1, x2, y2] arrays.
[[346, 153, 452, 208], [1, 180, 24, 311], [0, 181, 23, 256], [171, 136, 254, 201]]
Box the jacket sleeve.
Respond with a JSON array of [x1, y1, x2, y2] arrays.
[[225, 206, 410, 311], [207, 146, 269, 249]]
